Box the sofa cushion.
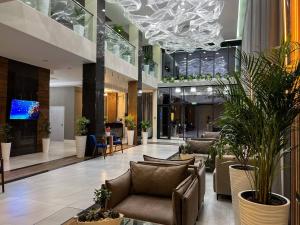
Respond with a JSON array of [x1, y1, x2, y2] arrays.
[[201, 131, 220, 139], [187, 140, 214, 154], [105, 169, 131, 208], [143, 154, 195, 165], [114, 195, 173, 225], [130, 161, 187, 197]]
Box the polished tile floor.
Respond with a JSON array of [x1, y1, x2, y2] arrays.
[[3, 141, 76, 171], [0, 144, 233, 225]]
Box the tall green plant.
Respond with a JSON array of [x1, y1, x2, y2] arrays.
[[141, 120, 151, 132], [125, 115, 136, 130], [218, 41, 300, 205], [76, 117, 90, 136], [0, 123, 13, 143]]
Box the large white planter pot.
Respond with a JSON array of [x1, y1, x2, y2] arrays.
[[124, 55, 131, 63], [42, 138, 50, 153], [37, 0, 50, 16], [142, 132, 148, 145], [124, 127, 128, 139], [1, 143, 11, 161], [238, 191, 290, 225], [144, 65, 150, 74], [127, 130, 134, 146], [229, 165, 254, 225], [74, 24, 85, 37], [75, 136, 87, 158]]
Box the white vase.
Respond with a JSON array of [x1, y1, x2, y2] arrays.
[[229, 165, 254, 225], [142, 132, 148, 145], [144, 64, 150, 74], [1, 143, 11, 161], [124, 55, 131, 63], [73, 24, 85, 37], [238, 191, 290, 225], [37, 0, 50, 16], [42, 138, 50, 153], [113, 45, 120, 56], [75, 136, 87, 158], [127, 130, 134, 146]]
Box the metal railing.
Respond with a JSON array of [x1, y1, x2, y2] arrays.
[[19, 0, 94, 41]]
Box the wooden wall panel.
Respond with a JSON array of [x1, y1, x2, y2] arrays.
[[107, 93, 117, 123], [0, 57, 8, 125], [128, 81, 138, 145], [290, 0, 300, 224], [37, 68, 50, 152]]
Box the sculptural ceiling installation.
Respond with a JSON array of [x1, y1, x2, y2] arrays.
[[106, 0, 224, 53]]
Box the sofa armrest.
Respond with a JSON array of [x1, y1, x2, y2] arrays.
[[105, 170, 131, 208], [172, 175, 194, 225], [198, 164, 206, 206], [182, 178, 199, 225]]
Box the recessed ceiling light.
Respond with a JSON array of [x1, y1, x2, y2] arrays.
[[102, 9, 106, 12], [216, 52, 219, 55], [138, 90, 143, 94], [205, 57, 208, 60], [104, 93, 108, 96], [203, 51, 206, 54], [175, 88, 181, 93]]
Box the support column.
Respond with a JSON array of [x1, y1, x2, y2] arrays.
[[82, 0, 105, 156], [128, 81, 138, 145], [152, 89, 158, 141]]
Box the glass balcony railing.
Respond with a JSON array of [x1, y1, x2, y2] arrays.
[[105, 25, 136, 65], [19, 0, 93, 41], [143, 62, 158, 78]]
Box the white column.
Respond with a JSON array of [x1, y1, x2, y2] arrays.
[[152, 89, 158, 141]]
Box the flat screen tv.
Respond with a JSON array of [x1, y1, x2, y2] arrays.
[[9, 99, 40, 120]]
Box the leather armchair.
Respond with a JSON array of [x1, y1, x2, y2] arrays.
[[105, 162, 199, 225]]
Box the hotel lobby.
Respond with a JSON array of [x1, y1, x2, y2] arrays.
[[0, 0, 299, 225]]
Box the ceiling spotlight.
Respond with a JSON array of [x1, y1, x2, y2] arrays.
[[203, 51, 206, 54], [190, 87, 196, 93], [216, 52, 219, 55], [175, 88, 181, 93], [102, 9, 106, 12]]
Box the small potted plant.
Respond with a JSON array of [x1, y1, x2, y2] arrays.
[[0, 123, 13, 161], [41, 121, 51, 154], [125, 115, 135, 146], [105, 127, 111, 137], [196, 74, 203, 80], [141, 120, 151, 145], [75, 117, 90, 158], [179, 143, 193, 160], [178, 74, 185, 81], [215, 72, 222, 79], [77, 186, 123, 225]]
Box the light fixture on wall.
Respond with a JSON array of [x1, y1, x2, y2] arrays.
[[107, 0, 224, 53], [104, 93, 108, 96], [138, 90, 143, 94], [190, 87, 196, 93]]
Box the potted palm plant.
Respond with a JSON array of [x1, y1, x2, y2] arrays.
[[77, 186, 123, 225], [0, 123, 13, 161], [75, 117, 90, 158], [125, 115, 135, 146], [218, 41, 300, 225], [41, 121, 51, 154], [141, 120, 151, 145]]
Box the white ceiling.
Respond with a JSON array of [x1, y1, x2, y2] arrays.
[[106, 0, 241, 41]]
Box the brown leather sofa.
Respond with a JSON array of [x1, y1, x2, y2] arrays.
[[105, 161, 199, 225], [142, 154, 205, 214]]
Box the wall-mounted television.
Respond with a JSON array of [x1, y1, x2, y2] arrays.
[[9, 99, 40, 120]]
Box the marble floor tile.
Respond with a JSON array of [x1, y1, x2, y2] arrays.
[[0, 144, 234, 225]]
